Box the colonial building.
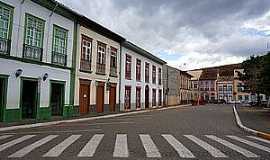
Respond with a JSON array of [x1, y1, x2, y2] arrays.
[[187, 63, 267, 104], [179, 71, 192, 104], [216, 66, 236, 103], [0, 0, 77, 122], [120, 41, 166, 111], [188, 69, 202, 101], [198, 69, 218, 101], [163, 65, 182, 106], [74, 16, 125, 115], [233, 69, 251, 102], [163, 65, 192, 106]]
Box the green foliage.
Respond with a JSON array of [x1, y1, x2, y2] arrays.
[[240, 52, 270, 96], [261, 52, 270, 96], [240, 55, 263, 94]]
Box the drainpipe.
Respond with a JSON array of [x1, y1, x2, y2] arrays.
[[16, 0, 25, 57], [166, 66, 169, 107], [69, 19, 79, 116], [118, 44, 123, 112]]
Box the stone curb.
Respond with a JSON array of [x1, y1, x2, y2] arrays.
[[233, 105, 270, 141], [0, 104, 191, 132]]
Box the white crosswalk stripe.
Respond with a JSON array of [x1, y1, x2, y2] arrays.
[[140, 134, 161, 158], [162, 134, 195, 158], [43, 135, 81, 157], [247, 136, 270, 144], [8, 135, 58, 158], [1, 134, 270, 158], [206, 135, 259, 158], [228, 135, 270, 153], [0, 135, 35, 152], [113, 134, 129, 157], [184, 135, 227, 158], [0, 135, 13, 140], [78, 134, 104, 157]]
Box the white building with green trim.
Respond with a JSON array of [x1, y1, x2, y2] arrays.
[[0, 0, 78, 122]]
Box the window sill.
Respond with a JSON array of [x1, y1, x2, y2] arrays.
[[0, 54, 71, 70], [96, 72, 106, 76], [109, 74, 118, 78], [52, 62, 66, 67], [80, 69, 92, 74]]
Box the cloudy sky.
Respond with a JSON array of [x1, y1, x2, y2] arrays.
[[58, 0, 270, 70]]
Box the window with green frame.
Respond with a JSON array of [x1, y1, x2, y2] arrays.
[[0, 2, 13, 55], [52, 25, 68, 66], [23, 14, 45, 61], [25, 14, 44, 48]]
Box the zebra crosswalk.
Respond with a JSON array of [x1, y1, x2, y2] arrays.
[[0, 134, 269, 159]]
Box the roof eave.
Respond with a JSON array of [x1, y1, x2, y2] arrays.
[[122, 41, 166, 65]]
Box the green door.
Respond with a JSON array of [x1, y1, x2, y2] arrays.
[[0, 77, 7, 122], [21, 80, 38, 119], [50, 82, 65, 116]]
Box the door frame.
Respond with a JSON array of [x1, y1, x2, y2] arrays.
[[109, 83, 117, 112], [20, 77, 39, 119], [49, 80, 65, 116], [96, 81, 105, 113], [0, 74, 8, 122], [145, 85, 149, 108], [136, 86, 141, 109], [79, 79, 91, 114], [124, 86, 131, 110]]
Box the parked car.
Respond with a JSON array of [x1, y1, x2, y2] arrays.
[[208, 99, 218, 104], [218, 99, 226, 104]]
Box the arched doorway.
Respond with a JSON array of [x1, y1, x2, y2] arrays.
[[145, 85, 149, 108]]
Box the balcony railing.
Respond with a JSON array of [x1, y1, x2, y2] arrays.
[[52, 51, 67, 66], [110, 67, 117, 77], [96, 63, 106, 74], [23, 44, 43, 61], [0, 38, 11, 55], [80, 59, 91, 71]]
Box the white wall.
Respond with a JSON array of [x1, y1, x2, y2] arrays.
[[0, 0, 75, 109], [74, 25, 121, 106], [120, 46, 164, 111], [3, 0, 74, 67], [0, 59, 71, 109]]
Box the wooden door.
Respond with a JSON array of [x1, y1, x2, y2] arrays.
[[79, 80, 91, 114], [96, 82, 104, 113], [145, 85, 149, 108], [136, 87, 141, 109], [158, 89, 162, 106], [124, 86, 131, 110], [109, 84, 116, 112]]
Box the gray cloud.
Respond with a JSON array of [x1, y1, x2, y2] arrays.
[[58, 0, 270, 69]]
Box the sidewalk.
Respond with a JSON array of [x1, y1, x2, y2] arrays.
[[236, 105, 270, 134], [0, 104, 191, 131]]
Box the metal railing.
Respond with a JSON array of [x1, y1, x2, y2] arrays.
[[23, 44, 43, 61], [96, 63, 106, 74], [110, 66, 117, 77], [0, 38, 10, 55], [80, 59, 91, 71], [52, 51, 67, 66]]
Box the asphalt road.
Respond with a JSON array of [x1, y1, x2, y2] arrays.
[[0, 104, 270, 160]]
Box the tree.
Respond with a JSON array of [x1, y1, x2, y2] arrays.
[[240, 55, 264, 105], [261, 52, 270, 107]]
